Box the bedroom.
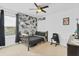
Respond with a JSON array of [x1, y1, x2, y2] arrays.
[[0, 3, 79, 56]]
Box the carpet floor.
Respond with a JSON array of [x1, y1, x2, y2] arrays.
[[0, 42, 67, 56]]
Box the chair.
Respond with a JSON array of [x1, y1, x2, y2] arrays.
[[50, 33, 60, 46]]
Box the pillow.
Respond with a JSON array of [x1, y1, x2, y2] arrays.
[[36, 31, 45, 36]]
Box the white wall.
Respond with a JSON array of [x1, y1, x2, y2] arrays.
[[37, 8, 79, 47]]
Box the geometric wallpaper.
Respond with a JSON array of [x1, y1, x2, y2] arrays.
[[18, 13, 37, 36]]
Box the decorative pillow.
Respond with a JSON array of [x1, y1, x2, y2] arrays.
[[36, 31, 45, 36]]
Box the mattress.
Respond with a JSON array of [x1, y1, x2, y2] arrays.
[[28, 36, 44, 47]]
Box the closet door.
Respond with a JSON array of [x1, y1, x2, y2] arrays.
[[0, 10, 5, 46]]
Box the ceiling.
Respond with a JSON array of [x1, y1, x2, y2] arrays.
[[0, 3, 79, 17]]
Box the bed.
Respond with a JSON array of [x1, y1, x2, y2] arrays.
[[19, 31, 48, 51], [28, 36, 44, 47], [27, 31, 48, 51]]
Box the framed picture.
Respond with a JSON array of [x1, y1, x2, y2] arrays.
[[63, 17, 69, 25]]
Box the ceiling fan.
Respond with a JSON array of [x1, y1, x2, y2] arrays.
[[30, 3, 49, 13]]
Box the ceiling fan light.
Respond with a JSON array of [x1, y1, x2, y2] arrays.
[[37, 9, 41, 13]]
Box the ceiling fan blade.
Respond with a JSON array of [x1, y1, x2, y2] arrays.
[[41, 6, 48, 9], [41, 9, 46, 13], [34, 3, 38, 8], [30, 9, 36, 10]]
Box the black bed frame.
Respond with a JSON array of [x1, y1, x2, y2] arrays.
[[27, 31, 48, 51]]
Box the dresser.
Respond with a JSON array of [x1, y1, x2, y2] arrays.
[[67, 35, 79, 56]]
